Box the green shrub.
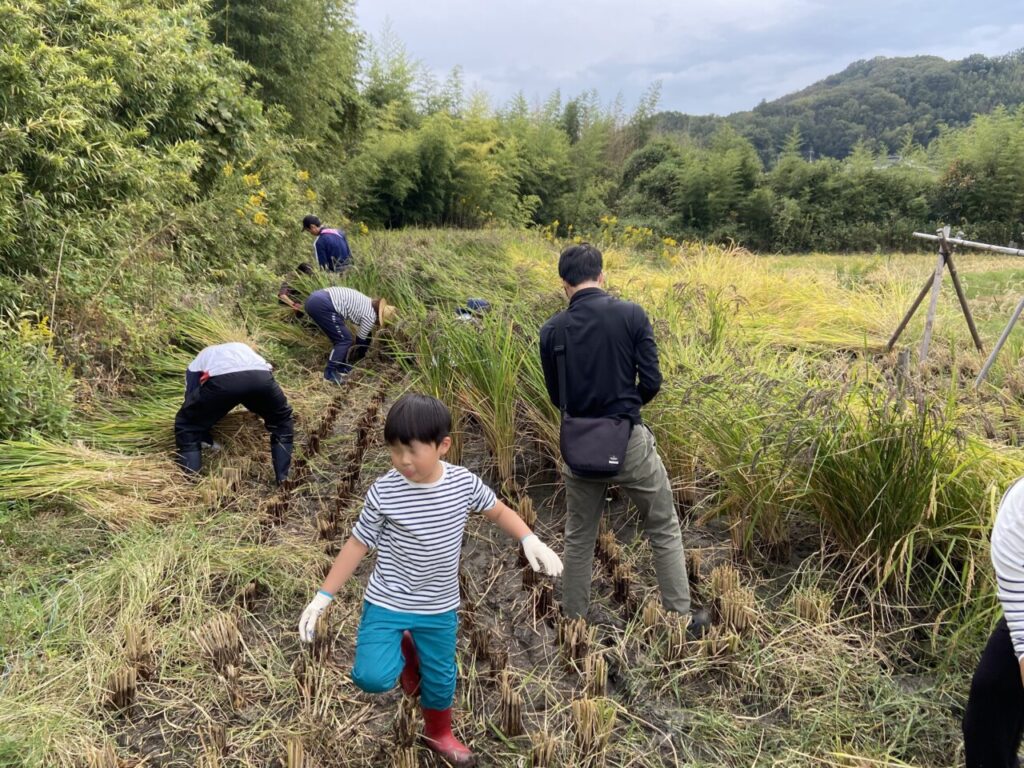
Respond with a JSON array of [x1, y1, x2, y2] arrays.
[[0, 319, 75, 440]]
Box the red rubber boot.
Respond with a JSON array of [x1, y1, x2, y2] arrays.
[[399, 630, 420, 697], [421, 707, 476, 767]]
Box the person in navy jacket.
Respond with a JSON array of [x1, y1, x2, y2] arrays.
[[302, 214, 352, 271]]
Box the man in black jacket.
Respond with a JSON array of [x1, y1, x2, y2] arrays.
[[539, 243, 704, 633]]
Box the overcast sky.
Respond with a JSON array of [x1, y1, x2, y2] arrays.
[[354, 0, 1023, 115]]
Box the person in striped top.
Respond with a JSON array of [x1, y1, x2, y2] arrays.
[[963, 478, 1024, 766], [298, 394, 563, 767], [303, 286, 397, 384]]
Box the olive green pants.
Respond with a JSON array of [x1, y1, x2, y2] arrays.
[[561, 424, 692, 619]]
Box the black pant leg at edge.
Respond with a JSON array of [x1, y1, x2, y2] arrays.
[[964, 617, 1024, 767], [174, 377, 246, 449], [237, 371, 294, 440]]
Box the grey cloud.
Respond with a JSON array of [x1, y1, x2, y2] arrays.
[[355, 0, 1023, 114]]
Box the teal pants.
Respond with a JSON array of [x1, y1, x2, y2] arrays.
[[351, 601, 458, 710]]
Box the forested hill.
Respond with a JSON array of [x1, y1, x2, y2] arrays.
[[656, 51, 1024, 161]]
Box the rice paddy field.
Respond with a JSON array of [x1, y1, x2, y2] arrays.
[[4, 228, 1024, 767]]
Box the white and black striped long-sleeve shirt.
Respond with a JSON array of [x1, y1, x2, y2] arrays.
[[326, 287, 376, 339], [992, 478, 1024, 659], [352, 463, 498, 614]]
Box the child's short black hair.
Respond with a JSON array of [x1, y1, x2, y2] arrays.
[[558, 243, 603, 286], [384, 394, 451, 446], [302, 214, 321, 231]]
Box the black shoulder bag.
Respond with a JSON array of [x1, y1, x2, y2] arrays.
[[554, 316, 632, 477]]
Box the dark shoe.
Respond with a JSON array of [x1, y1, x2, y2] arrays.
[[270, 436, 293, 485], [421, 707, 476, 767], [400, 630, 421, 697], [686, 608, 710, 640], [176, 444, 202, 477]]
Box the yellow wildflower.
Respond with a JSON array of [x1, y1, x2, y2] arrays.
[[242, 173, 260, 187], [297, 170, 310, 182], [358, 222, 369, 235], [253, 211, 269, 226], [222, 163, 234, 177], [305, 189, 317, 201], [248, 194, 262, 207]]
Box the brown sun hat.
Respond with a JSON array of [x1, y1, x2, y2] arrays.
[[376, 298, 397, 327]]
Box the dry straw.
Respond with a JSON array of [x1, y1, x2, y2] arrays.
[[84, 742, 119, 768], [394, 695, 419, 747]]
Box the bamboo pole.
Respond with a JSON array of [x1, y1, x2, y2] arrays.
[[913, 232, 1024, 257], [976, 295, 1024, 387], [918, 228, 949, 363]]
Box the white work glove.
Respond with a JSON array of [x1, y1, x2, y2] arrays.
[[521, 534, 563, 577], [298, 590, 333, 642]]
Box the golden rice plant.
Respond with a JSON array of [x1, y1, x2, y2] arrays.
[[0, 438, 188, 527], [490, 646, 509, 680], [641, 598, 662, 632], [533, 582, 555, 622], [611, 563, 633, 605], [499, 672, 524, 737], [103, 666, 137, 711], [519, 494, 537, 528], [309, 610, 332, 663], [192, 614, 241, 673], [792, 586, 832, 624], [531, 732, 558, 767], [471, 625, 493, 664], [707, 563, 741, 597], [718, 587, 756, 633], [199, 722, 228, 760], [124, 625, 156, 681], [559, 617, 594, 662], [664, 615, 688, 661], [583, 652, 608, 697], [572, 697, 617, 766], [522, 565, 539, 590], [700, 626, 742, 658], [286, 735, 305, 768], [596, 531, 620, 567], [685, 548, 703, 585], [393, 747, 418, 768]]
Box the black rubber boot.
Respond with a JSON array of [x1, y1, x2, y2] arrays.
[[176, 443, 202, 478], [270, 436, 293, 485]]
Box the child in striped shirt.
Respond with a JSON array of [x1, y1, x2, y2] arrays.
[[298, 393, 562, 767], [963, 477, 1024, 766]]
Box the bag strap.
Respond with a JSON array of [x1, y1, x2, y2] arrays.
[[553, 313, 569, 415]]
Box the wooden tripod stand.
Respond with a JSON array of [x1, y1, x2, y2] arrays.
[[886, 226, 984, 362]]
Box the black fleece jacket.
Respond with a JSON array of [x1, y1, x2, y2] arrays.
[[539, 287, 662, 425]]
